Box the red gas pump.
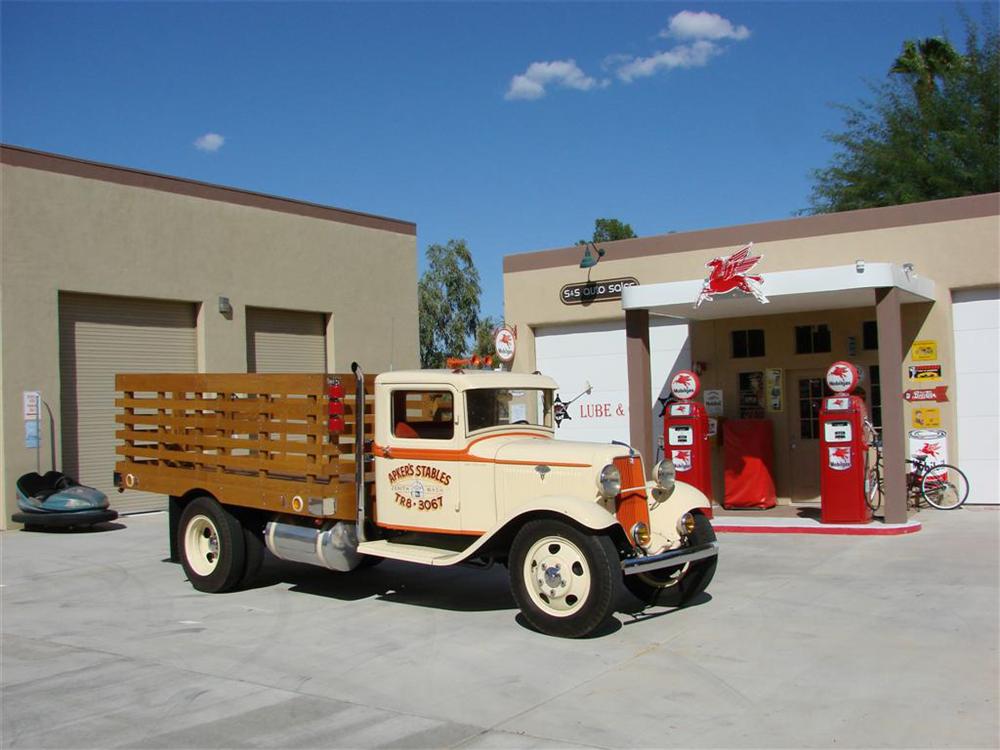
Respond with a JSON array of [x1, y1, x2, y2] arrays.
[[664, 370, 713, 518], [819, 361, 871, 524]]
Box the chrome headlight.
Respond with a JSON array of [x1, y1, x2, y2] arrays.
[[598, 464, 621, 498], [653, 459, 676, 491], [676, 512, 697, 536], [631, 522, 651, 548]]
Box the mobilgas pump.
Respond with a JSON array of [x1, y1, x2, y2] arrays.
[[663, 370, 714, 518], [819, 361, 871, 524]]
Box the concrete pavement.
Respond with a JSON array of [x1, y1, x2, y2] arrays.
[[2, 508, 997, 749]]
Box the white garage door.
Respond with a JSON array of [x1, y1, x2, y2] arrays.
[[246, 307, 327, 373], [952, 288, 999, 505], [535, 319, 690, 449], [59, 293, 198, 514]]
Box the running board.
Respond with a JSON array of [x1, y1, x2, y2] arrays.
[[357, 540, 466, 566]]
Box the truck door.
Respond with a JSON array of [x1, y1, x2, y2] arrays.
[[374, 387, 464, 534]]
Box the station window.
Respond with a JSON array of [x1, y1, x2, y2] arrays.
[[795, 324, 832, 354], [863, 320, 879, 350], [732, 329, 765, 358], [391, 390, 454, 440]]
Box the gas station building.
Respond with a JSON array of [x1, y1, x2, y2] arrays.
[[503, 193, 999, 523]]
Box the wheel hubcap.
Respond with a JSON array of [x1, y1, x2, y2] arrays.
[[523, 536, 591, 617], [185, 515, 221, 577]]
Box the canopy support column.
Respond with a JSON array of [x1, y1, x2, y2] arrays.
[[876, 287, 907, 524], [626, 308, 654, 465]]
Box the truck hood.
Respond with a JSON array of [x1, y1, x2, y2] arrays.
[[488, 435, 629, 470], [477, 434, 640, 514]]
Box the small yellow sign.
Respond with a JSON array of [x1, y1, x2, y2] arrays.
[[911, 340, 938, 361], [912, 407, 941, 429]]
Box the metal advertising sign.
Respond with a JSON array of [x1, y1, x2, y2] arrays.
[[826, 361, 860, 394], [703, 389, 723, 417], [908, 363, 942, 381], [560, 277, 638, 305], [911, 407, 941, 429], [765, 368, 783, 412], [903, 386, 949, 403], [23, 390, 40, 449], [695, 242, 768, 308], [911, 340, 938, 361], [494, 326, 516, 365], [828, 446, 853, 471], [670, 370, 700, 400]]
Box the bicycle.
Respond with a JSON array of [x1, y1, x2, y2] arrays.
[[864, 421, 970, 511]]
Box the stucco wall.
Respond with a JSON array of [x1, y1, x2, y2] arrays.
[[1, 159, 418, 526]]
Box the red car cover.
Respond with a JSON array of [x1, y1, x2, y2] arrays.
[[723, 419, 777, 509]]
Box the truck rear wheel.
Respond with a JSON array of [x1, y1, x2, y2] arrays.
[[624, 512, 717, 607], [179, 497, 247, 593], [509, 519, 619, 638]]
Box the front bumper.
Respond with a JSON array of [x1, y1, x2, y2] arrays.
[[621, 541, 719, 576]]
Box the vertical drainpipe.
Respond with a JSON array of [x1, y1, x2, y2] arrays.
[[626, 308, 654, 467], [876, 288, 907, 524]]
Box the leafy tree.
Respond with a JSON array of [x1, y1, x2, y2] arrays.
[[577, 218, 637, 245], [418, 239, 483, 368], [808, 16, 998, 213], [473, 315, 500, 360], [890, 37, 961, 111]]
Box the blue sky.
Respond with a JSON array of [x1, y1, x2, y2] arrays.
[[1, 2, 981, 320]]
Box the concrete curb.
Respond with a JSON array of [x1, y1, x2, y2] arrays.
[[711, 516, 922, 535]]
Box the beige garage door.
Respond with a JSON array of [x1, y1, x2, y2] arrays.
[[246, 307, 327, 373], [59, 293, 198, 514]]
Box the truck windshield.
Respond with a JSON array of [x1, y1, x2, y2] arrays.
[[466, 388, 553, 433]]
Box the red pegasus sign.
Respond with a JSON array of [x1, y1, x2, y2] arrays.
[[695, 242, 768, 308], [919, 442, 941, 458]]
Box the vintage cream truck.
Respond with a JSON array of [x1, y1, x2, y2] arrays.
[[114, 364, 718, 637]]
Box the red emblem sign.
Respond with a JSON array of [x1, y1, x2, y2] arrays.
[[695, 242, 768, 308], [903, 386, 949, 403], [670, 370, 700, 400], [826, 361, 859, 394], [494, 326, 516, 364], [828, 446, 852, 471]]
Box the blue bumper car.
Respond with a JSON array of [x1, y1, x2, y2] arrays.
[[13, 471, 118, 529]]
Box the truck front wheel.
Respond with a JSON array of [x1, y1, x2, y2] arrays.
[[624, 512, 717, 607], [509, 520, 619, 638], [179, 497, 247, 593]]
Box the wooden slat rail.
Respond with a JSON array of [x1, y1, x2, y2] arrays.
[[115, 372, 376, 520]]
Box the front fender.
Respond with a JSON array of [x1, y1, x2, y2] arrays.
[[446, 495, 622, 564], [499, 494, 620, 532], [647, 481, 712, 553]]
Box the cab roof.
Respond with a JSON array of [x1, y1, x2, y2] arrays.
[[375, 369, 558, 391]]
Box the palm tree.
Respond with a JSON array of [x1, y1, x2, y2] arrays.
[[890, 37, 961, 110]]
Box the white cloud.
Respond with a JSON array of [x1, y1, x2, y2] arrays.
[[194, 132, 225, 152], [505, 60, 602, 101], [661, 10, 750, 41], [616, 40, 721, 83]]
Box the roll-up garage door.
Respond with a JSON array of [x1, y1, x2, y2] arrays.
[[535, 319, 690, 446], [246, 307, 327, 373], [952, 287, 999, 505], [59, 293, 198, 514]]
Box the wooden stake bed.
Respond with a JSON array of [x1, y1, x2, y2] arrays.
[[115, 373, 375, 520]]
